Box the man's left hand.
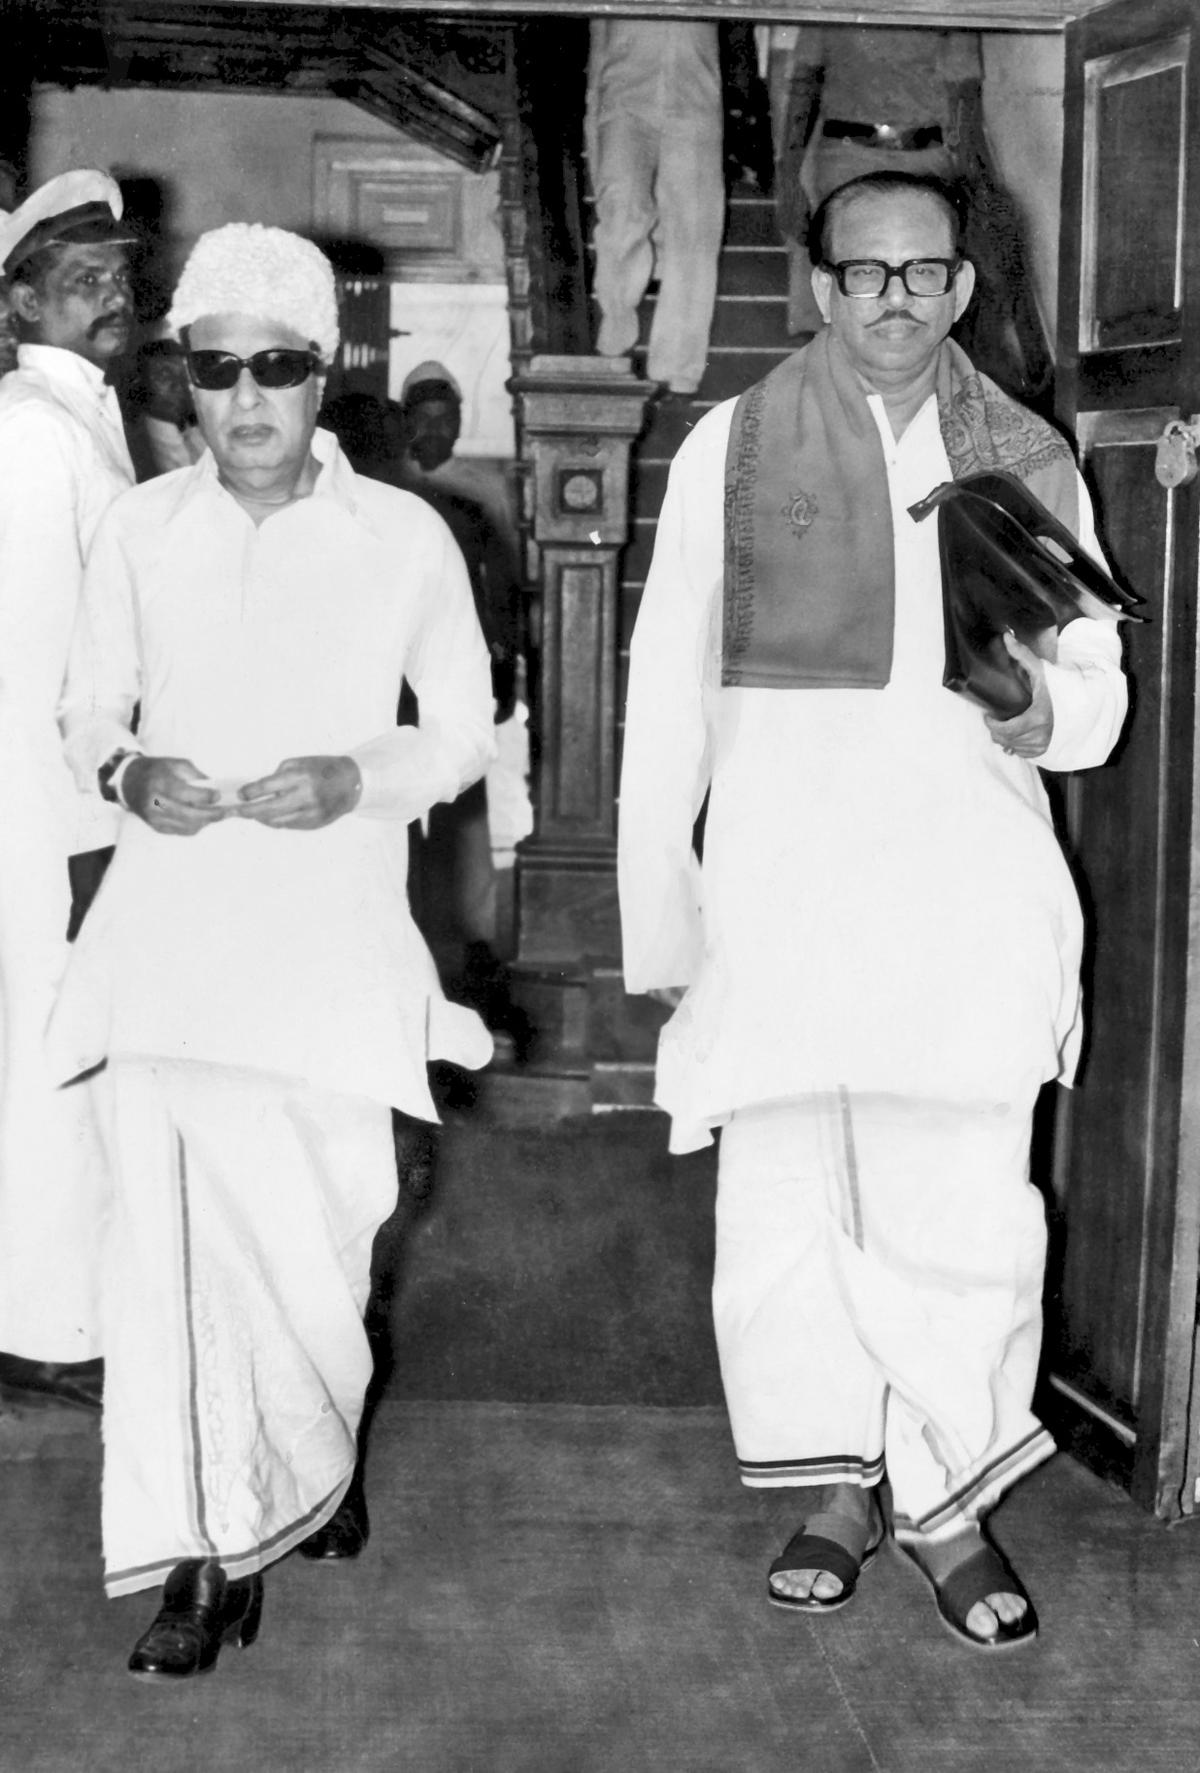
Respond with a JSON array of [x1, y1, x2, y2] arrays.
[[234, 755, 362, 829], [985, 632, 1055, 759]]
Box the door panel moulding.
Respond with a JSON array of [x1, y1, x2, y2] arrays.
[[100, 0, 1115, 33]]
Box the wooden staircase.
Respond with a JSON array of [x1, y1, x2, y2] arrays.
[[483, 183, 801, 1126], [617, 184, 799, 754]]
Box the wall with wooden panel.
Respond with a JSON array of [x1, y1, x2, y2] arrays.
[[25, 85, 504, 290]]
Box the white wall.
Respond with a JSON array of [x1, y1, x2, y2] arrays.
[[29, 86, 400, 275], [27, 84, 515, 453]]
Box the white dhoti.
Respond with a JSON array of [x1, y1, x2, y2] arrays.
[[96, 1059, 397, 1598], [712, 1091, 1055, 1540]]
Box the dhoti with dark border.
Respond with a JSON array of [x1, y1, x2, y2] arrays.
[[96, 1058, 397, 1598], [713, 1090, 1054, 1540]]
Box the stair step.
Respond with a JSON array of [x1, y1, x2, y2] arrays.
[[596, 244, 788, 306], [610, 174, 806, 699], [709, 299, 794, 349], [621, 520, 659, 587], [591, 1061, 659, 1109], [474, 1063, 593, 1127], [719, 248, 790, 297], [587, 965, 670, 1063], [637, 397, 720, 457], [628, 458, 671, 518], [619, 583, 644, 640], [723, 200, 787, 248], [699, 350, 799, 402]]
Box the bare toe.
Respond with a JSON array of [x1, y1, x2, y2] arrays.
[[988, 1590, 1028, 1627], [770, 1568, 841, 1602]]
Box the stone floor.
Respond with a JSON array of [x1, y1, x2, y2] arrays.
[[2, 1113, 1197, 1772]]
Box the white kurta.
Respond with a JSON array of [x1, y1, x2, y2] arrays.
[[619, 394, 1128, 1154], [54, 432, 496, 1593], [0, 344, 133, 1360], [52, 428, 496, 1117]]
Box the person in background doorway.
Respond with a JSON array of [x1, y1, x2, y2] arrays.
[[383, 363, 524, 1028], [765, 24, 1050, 399], [124, 334, 204, 479], [586, 20, 725, 396], [0, 169, 137, 1410]]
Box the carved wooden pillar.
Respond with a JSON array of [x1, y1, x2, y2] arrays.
[[511, 354, 651, 982]]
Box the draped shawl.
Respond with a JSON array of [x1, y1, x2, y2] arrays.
[[722, 331, 1078, 689]]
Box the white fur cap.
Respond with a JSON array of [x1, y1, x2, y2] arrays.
[[169, 223, 340, 362]]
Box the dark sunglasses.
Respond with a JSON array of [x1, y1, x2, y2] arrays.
[[184, 347, 320, 391]]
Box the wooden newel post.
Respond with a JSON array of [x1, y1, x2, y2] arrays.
[[511, 354, 651, 976]]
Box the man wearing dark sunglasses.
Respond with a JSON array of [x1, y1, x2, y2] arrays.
[[50, 221, 497, 1679], [619, 172, 1129, 1653], [0, 169, 138, 1416]]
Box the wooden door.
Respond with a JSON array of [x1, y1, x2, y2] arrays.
[[1049, 0, 1200, 1518], [325, 276, 392, 405]]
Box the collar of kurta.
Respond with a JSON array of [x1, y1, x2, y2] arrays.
[[721, 330, 1078, 690], [12, 342, 134, 487], [16, 340, 123, 420]]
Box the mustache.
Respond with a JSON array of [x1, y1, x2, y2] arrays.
[[87, 313, 130, 338], [868, 309, 923, 327]]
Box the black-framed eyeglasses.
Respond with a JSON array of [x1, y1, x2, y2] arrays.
[[184, 347, 321, 391], [821, 258, 962, 298]]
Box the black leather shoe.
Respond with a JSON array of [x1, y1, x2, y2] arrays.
[[127, 1559, 263, 1680], [297, 1479, 369, 1561], [0, 1354, 103, 1411]]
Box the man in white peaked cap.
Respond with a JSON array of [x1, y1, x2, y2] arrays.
[[52, 221, 495, 1678], [0, 169, 137, 1408]]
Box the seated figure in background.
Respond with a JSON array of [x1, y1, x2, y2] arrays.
[[325, 368, 526, 1035], [124, 335, 204, 479]]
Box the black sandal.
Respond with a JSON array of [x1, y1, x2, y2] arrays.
[[898, 1535, 1038, 1651], [767, 1515, 885, 1614]]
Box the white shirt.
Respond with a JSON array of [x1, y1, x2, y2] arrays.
[[138, 410, 206, 475], [618, 394, 1129, 1152], [52, 430, 497, 1115], [0, 342, 134, 853]]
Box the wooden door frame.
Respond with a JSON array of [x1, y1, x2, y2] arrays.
[[90, 0, 1109, 29], [1051, 0, 1200, 1517]]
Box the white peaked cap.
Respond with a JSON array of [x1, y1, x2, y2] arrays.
[[0, 169, 135, 276], [401, 359, 462, 402]]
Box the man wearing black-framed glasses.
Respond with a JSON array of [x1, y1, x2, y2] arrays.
[[619, 172, 1129, 1654], [51, 221, 497, 1679]]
